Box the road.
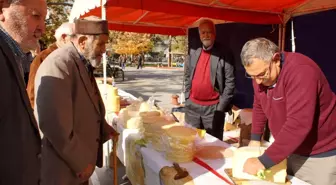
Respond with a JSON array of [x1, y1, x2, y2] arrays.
[[115, 67, 185, 111], [91, 67, 185, 185]]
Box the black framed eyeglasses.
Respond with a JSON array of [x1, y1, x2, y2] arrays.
[[245, 62, 273, 80]]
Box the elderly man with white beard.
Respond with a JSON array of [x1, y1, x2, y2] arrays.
[[27, 22, 75, 109], [184, 19, 235, 140], [34, 16, 118, 185]]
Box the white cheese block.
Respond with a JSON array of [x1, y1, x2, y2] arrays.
[[232, 146, 287, 183]]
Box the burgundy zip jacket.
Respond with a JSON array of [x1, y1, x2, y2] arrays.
[[251, 52, 336, 168]]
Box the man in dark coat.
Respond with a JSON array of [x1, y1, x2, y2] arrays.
[[0, 0, 47, 184]]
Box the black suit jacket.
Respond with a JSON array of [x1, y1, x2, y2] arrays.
[[0, 36, 41, 185], [184, 44, 235, 112]]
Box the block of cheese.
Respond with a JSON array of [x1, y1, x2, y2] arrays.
[[119, 108, 130, 124], [111, 87, 118, 96], [232, 147, 287, 183], [126, 117, 143, 129], [139, 102, 150, 112], [164, 126, 197, 163], [110, 95, 120, 112]]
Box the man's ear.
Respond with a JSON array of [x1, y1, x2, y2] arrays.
[[77, 35, 87, 50], [272, 52, 281, 67], [0, 0, 10, 22], [272, 52, 280, 61], [0, 0, 5, 21]]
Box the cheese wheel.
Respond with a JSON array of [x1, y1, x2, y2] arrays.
[[166, 126, 197, 141], [144, 122, 178, 151], [232, 146, 287, 183], [164, 126, 197, 163]]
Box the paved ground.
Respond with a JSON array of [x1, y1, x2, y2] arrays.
[[92, 67, 184, 185], [115, 67, 185, 111]]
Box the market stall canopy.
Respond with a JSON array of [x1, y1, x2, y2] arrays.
[[69, 0, 336, 35]]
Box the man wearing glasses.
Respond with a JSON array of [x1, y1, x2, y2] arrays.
[[241, 37, 336, 185], [184, 19, 235, 140]]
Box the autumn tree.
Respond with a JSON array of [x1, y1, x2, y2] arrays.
[[40, 0, 73, 48], [110, 31, 153, 55], [171, 36, 188, 54]]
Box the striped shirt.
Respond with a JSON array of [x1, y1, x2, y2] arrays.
[[0, 26, 28, 80]]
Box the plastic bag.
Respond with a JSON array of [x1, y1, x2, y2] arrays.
[[225, 112, 234, 124]]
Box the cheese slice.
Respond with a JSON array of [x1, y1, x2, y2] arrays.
[[232, 147, 287, 183]]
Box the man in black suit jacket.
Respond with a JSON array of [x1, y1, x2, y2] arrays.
[[184, 19, 235, 140], [0, 0, 47, 184]]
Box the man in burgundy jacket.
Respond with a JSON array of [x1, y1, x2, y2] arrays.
[[184, 19, 235, 140], [241, 38, 336, 185]]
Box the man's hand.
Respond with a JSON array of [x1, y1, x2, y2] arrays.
[[77, 164, 94, 181], [243, 157, 265, 175], [248, 140, 261, 147]]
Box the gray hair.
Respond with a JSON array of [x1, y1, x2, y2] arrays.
[[198, 19, 216, 34], [240, 37, 279, 66], [54, 22, 75, 40], [8, 0, 22, 4]]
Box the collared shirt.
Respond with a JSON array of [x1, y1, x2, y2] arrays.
[[0, 26, 27, 80], [202, 44, 213, 51], [23, 52, 34, 73]]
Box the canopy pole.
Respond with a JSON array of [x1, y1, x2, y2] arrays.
[[278, 23, 286, 52], [291, 19, 296, 52], [101, 0, 107, 101], [281, 23, 286, 52], [278, 24, 282, 50]]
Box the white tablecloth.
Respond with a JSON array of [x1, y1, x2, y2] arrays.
[[104, 89, 310, 185], [109, 121, 309, 185]]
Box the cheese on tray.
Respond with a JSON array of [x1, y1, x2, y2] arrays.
[[164, 126, 197, 163], [232, 147, 287, 183]]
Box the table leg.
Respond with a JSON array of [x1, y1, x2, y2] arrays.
[[112, 136, 118, 185]]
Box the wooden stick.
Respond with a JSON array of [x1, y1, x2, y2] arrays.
[[112, 136, 118, 185]]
